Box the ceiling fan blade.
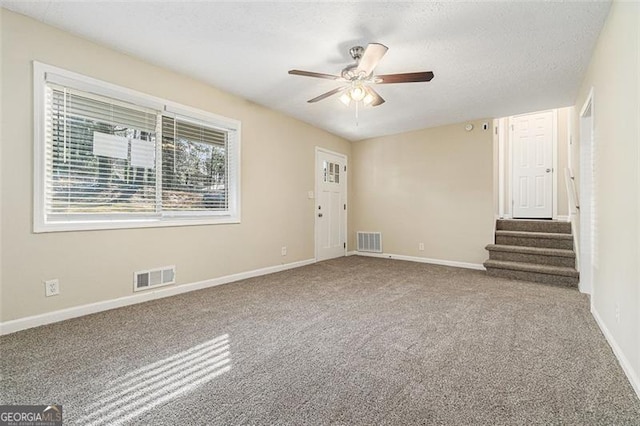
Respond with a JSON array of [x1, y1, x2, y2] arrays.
[[365, 87, 385, 107], [289, 69, 342, 80], [375, 71, 435, 84], [307, 86, 347, 103], [356, 43, 388, 76]]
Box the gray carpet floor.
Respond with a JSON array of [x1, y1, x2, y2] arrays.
[[1, 256, 639, 425]]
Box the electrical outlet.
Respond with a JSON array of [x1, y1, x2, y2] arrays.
[[44, 279, 59, 297], [419, 243, 425, 251], [281, 246, 287, 256], [615, 303, 620, 324]]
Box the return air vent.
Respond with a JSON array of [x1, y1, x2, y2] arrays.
[[134, 265, 175, 292], [357, 232, 382, 253]]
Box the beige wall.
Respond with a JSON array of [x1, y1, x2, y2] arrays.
[[573, 0, 639, 393], [351, 121, 494, 265], [0, 10, 351, 322]]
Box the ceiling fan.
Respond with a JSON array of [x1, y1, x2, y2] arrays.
[[288, 43, 434, 107]]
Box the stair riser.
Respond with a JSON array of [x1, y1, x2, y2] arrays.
[[496, 235, 573, 250], [486, 267, 578, 287], [497, 220, 571, 234], [489, 251, 576, 268]]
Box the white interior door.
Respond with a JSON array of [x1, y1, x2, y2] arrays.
[[511, 111, 554, 218], [316, 149, 346, 261]]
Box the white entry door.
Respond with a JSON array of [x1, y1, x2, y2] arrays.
[[511, 111, 554, 218], [316, 149, 347, 261]]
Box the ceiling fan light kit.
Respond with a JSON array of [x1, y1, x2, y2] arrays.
[[288, 42, 434, 112]]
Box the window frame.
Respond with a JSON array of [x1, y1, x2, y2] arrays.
[[33, 61, 241, 233]]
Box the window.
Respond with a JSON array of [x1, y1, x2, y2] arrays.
[[34, 62, 240, 232], [323, 161, 340, 183]]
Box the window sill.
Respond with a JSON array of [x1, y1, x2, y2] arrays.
[[33, 215, 241, 233]]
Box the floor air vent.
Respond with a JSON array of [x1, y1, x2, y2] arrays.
[[357, 232, 382, 253], [134, 266, 175, 291]]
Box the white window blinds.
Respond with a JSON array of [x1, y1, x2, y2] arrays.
[[45, 84, 159, 218], [161, 116, 228, 211], [35, 63, 241, 232]]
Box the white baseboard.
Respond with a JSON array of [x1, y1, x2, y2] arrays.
[[591, 306, 640, 400], [0, 258, 315, 336], [556, 215, 570, 222], [352, 251, 485, 271], [346, 251, 357, 256]]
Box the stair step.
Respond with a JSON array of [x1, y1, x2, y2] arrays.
[[486, 267, 579, 287], [485, 244, 576, 267], [484, 259, 579, 277], [484, 260, 579, 287], [495, 230, 573, 249], [495, 231, 573, 240], [485, 244, 575, 257], [497, 219, 571, 234]]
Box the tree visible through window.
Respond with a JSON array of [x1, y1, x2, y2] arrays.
[[161, 116, 228, 211], [37, 63, 240, 232]]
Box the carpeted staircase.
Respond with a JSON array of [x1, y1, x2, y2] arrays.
[[484, 219, 579, 287]]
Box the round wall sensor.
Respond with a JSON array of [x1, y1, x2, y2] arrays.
[[465, 123, 474, 132]]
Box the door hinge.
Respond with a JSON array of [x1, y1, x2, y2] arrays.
[[511, 124, 514, 131], [344, 242, 346, 249], [344, 204, 346, 210], [344, 165, 347, 172]]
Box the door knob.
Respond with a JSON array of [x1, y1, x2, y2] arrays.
[[546, 168, 552, 173]]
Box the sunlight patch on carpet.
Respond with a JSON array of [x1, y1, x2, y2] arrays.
[[79, 334, 232, 425]]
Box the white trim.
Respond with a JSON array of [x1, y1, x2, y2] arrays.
[[552, 109, 559, 220], [314, 147, 348, 261], [507, 117, 514, 218], [0, 258, 315, 336], [556, 215, 570, 222], [497, 117, 506, 218], [580, 87, 595, 117], [352, 251, 485, 271], [571, 215, 580, 270], [591, 307, 640, 400], [33, 62, 46, 234], [33, 61, 242, 233], [346, 250, 357, 256], [42, 64, 165, 111], [579, 88, 595, 297], [35, 216, 242, 233], [567, 106, 575, 171], [164, 103, 241, 131]]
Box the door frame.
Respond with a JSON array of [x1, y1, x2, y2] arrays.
[[579, 88, 595, 297], [314, 146, 348, 261], [505, 109, 558, 219]]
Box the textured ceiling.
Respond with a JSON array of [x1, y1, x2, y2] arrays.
[[2, 1, 610, 141]]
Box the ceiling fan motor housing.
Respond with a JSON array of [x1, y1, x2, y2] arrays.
[[349, 46, 365, 61]]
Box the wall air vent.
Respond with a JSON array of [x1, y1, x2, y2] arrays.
[[357, 232, 382, 253], [134, 265, 175, 292]]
